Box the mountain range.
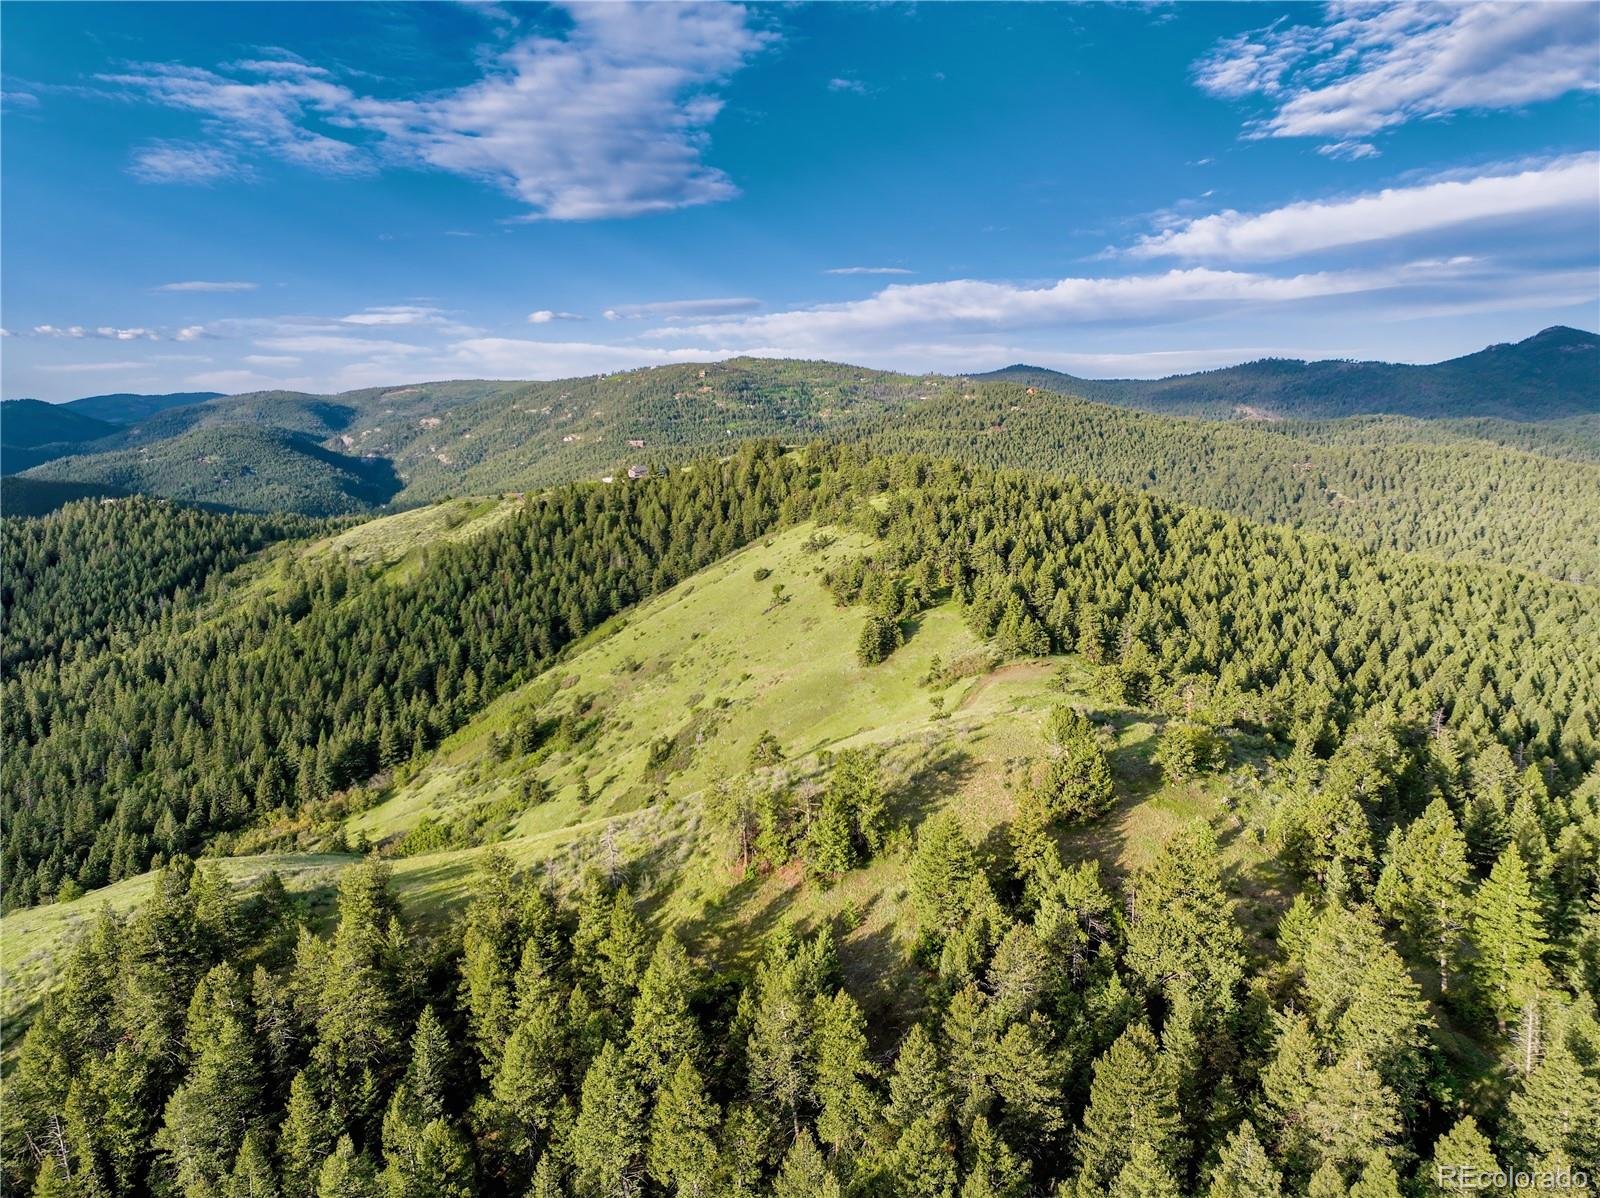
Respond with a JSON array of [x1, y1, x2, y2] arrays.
[[3, 328, 1597, 581]]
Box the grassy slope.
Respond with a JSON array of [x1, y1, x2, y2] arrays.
[[0, 513, 1287, 1046]]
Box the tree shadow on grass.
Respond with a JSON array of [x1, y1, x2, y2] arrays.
[[888, 744, 977, 830]]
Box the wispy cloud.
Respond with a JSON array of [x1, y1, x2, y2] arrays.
[[1129, 153, 1600, 262], [156, 280, 259, 292], [603, 297, 761, 321], [648, 259, 1509, 350], [445, 338, 727, 378], [37, 360, 150, 373], [1196, 3, 1599, 152], [103, 2, 772, 220], [255, 333, 430, 356], [528, 310, 585, 323], [826, 266, 914, 276], [128, 141, 246, 184], [828, 77, 868, 95]]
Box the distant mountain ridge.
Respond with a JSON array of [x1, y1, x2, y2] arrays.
[[977, 326, 1599, 420], [6, 332, 1597, 584], [60, 391, 224, 423]]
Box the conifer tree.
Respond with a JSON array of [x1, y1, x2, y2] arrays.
[[1074, 1022, 1181, 1194], [224, 1131, 281, 1198], [1467, 846, 1549, 1031], [891, 1114, 959, 1198], [1374, 799, 1471, 992], [959, 1116, 1029, 1198], [156, 963, 266, 1198], [487, 993, 568, 1181], [1260, 1012, 1321, 1181], [1304, 1055, 1400, 1176], [1425, 1116, 1499, 1196], [885, 1024, 949, 1133], [1109, 1139, 1182, 1198], [571, 1042, 645, 1198], [647, 1056, 720, 1198], [1347, 1153, 1402, 1198], [911, 814, 977, 951], [1125, 823, 1243, 1012], [1207, 1121, 1284, 1198], [812, 989, 878, 1157], [624, 935, 703, 1095], [315, 1136, 381, 1198], [1504, 1013, 1600, 1171], [744, 950, 815, 1140], [772, 1128, 842, 1198], [279, 1070, 336, 1198]]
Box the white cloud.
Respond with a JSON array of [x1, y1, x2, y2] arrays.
[[94, 327, 160, 341], [184, 368, 311, 392], [157, 280, 258, 292], [128, 141, 248, 184], [175, 326, 208, 341], [826, 266, 915, 276], [105, 2, 771, 220], [255, 334, 430, 355], [1130, 154, 1600, 261], [651, 262, 1480, 348], [828, 77, 868, 94], [1196, 3, 1600, 150], [528, 310, 585, 323], [242, 354, 302, 366], [340, 305, 445, 327], [37, 360, 148, 373], [32, 325, 87, 338], [1316, 140, 1379, 162], [445, 337, 727, 377], [604, 297, 761, 321]]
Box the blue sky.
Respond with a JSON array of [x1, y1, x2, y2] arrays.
[[3, 1, 1597, 402]]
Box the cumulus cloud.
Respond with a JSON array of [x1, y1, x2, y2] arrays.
[[1195, 3, 1600, 150], [103, 2, 771, 219], [157, 280, 258, 292], [31, 324, 161, 341], [1129, 154, 1600, 262], [603, 297, 761, 321]]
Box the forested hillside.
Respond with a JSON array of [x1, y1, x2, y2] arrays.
[[0, 400, 119, 475], [16, 346, 1597, 583], [1, 443, 1597, 1198], [22, 426, 405, 516], [60, 391, 223, 424], [1, 497, 319, 676]]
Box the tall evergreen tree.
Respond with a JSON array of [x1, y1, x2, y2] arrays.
[[1467, 846, 1549, 1032], [647, 1056, 720, 1198], [1374, 798, 1471, 992], [571, 1042, 645, 1198], [1207, 1121, 1284, 1198]]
